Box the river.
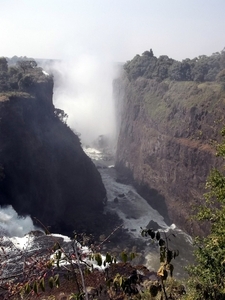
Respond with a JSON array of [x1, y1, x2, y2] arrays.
[[0, 146, 194, 282], [84, 146, 194, 279]]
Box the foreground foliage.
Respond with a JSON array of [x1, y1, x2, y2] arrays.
[[141, 228, 180, 300], [186, 128, 225, 299], [0, 225, 186, 300]]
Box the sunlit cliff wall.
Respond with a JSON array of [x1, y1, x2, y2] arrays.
[[114, 51, 225, 235]]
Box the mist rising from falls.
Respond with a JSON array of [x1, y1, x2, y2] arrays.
[[0, 57, 119, 239], [50, 55, 118, 147], [0, 206, 36, 237]]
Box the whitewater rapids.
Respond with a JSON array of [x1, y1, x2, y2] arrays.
[[84, 146, 194, 278]]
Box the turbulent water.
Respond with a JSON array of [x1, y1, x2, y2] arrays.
[[0, 205, 37, 237], [84, 146, 194, 278], [0, 146, 194, 281]]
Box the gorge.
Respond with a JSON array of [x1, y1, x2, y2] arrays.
[[1, 49, 225, 240], [1, 51, 225, 298], [0, 58, 109, 237], [114, 49, 225, 235]]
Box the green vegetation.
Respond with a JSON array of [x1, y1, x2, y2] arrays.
[[0, 227, 184, 300], [1, 126, 225, 299], [124, 49, 225, 138], [120, 49, 225, 147], [141, 228, 180, 300], [2, 49, 225, 299], [124, 48, 225, 83], [185, 127, 225, 299], [0, 56, 51, 95], [21, 124, 225, 300]]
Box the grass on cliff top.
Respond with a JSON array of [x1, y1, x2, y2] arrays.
[[143, 80, 225, 123], [0, 91, 32, 102]]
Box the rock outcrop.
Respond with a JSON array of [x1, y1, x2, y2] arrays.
[[114, 56, 225, 235], [0, 59, 106, 236]]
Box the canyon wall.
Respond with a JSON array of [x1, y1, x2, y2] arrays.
[[0, 59, 107, 236], [114, 66, 225, 235]]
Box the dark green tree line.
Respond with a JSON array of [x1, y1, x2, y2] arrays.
[[124, 48, 225, 82], [0, 56, 45, 93]]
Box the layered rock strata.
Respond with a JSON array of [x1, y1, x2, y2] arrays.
[[115, 74, 225, 235]]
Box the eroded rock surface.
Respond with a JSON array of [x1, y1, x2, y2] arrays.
[[114, 72, 225, 235], [0, 60, 106, 236]]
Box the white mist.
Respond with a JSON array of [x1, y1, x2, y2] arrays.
[[0, 205, 36, 237], [51, 54, 117, 147]]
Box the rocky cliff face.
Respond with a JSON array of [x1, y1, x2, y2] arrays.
[[114, 71, 225, 235], [0, 60, 107, 236]]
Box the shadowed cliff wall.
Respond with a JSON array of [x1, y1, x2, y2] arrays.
[[0, 61, 107, 236]]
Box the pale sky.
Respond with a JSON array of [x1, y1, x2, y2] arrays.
[[0, 0, 225, 62], [1, 0, 225, 144]]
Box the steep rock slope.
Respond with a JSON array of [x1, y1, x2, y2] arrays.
[[0, 59, 106, 235], [115, 52, 225, 235]]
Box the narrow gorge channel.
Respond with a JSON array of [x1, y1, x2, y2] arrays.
[[84, 146, 194, 278]]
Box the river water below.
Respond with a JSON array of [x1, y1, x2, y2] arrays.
[[0, 146, 195, 282], [84, 147, 195, 279]]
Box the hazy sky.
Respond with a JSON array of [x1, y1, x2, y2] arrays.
[[1, 0, 225, 145], [1, 0, 225, 62]]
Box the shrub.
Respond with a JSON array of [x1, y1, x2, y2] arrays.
[[186, 127, 225, 299]]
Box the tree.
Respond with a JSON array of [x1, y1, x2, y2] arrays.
[[142, 48, 154, 57], [216, 69, 225, 90], [16, 59, 37, 73], [187, 127, 225, 299], [8, 66, 22, 90], [0, 57, 9, 91], [149, 48, 154, 57], [54, 108, 68, 124], [0, 57, 8, 72], [18, 74, 35, 91]]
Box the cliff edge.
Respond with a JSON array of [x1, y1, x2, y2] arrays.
[[0, 58, 107, 236], [114, 50, 225, 235]]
